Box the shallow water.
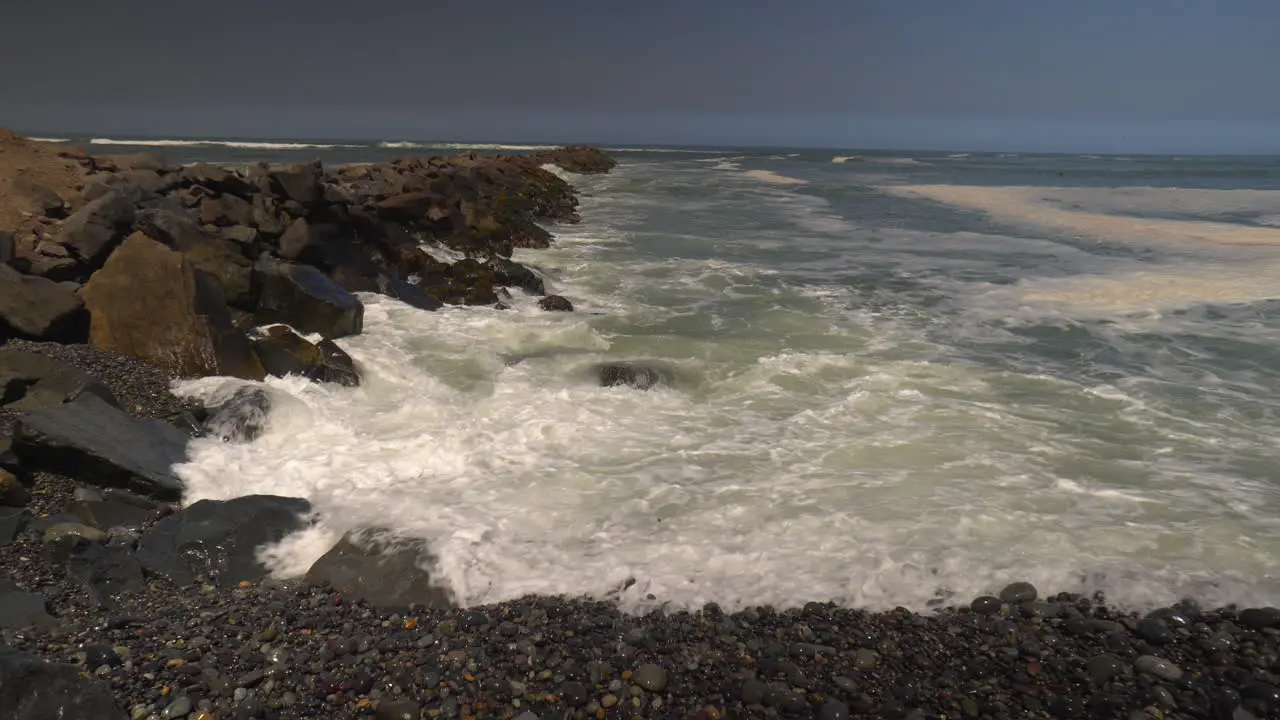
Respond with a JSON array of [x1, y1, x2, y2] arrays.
[[159, 143, 1280, 612]]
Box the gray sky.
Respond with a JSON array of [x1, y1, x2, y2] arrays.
[[1, 0, 1276, 152]]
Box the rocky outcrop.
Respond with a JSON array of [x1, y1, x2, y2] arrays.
[[81, 233, 265, 381], [202, 385, 272, 443], [135, 495, 312, 587], [255, 257, 364, 338], [305, 529, 455, 610], [55, 192, 135, 269], [13, 393, 189, 500]]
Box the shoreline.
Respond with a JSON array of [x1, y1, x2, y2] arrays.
[[1, 131, 1279, 718]]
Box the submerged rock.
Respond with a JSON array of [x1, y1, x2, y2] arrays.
[[135, 495, 312, 587], [538, 294, 574, 312], [203, 385, 272, 443], [596, 362, 673, 391], [251, 325, 360, 386], [305, 529, 455, 610]]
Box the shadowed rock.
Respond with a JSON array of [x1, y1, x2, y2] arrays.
[[0, 645, 127, 719], [0, 265, 88, 342], [538, 295, 574, 312], [0, 348, 117, 411], [81, 233, 264, 380], [55, 192, 135, 268], [13, 393, 189, 501], [252, 325, 360, 386], [255, 257, 364, 338], [0, 580, 54, 631], [306, 529, 455, 610], [135, 495, 312, 587]]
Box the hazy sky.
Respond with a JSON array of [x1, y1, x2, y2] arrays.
[[1, 0, 1276, 152]]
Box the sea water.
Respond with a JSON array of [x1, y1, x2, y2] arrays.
[[76, 137, 1280, 612]]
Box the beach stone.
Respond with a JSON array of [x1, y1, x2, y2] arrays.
[[136, 495, 311, 587], [0, 469, 28, 506], [55, 191, 135, 268], [819, 699, 851, 720], [1137, 617, 1174, 644], [633, 663, 668, 692], [0, 645, 126, 719], [0, 348, 117, 411], [375, 699, 421, 720], [0, 265, 88, 343], [596, 362, 671, 391], [1238, 607, 1280, 630], [999, 581, 1037, 603], [0, 231, 12, 265], [203, 385, 271, 443], [14, 393, 188, 500], [251, 325, 360, 387], [81, 233, 264, 380], [538, 295, 574, 311], [970, 595, 1002, 615], [254, 257, 364, 339], [0, 580, 54, 630], [305, 529, 455, 610], [1135, 655, 1182, 681], [741, 679, 768, 704], [1087, 654, 1128, 682]]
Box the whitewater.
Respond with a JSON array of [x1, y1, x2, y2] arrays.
[[147, 143, 1280, 614]]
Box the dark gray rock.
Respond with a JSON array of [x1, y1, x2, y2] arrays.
[[377, 275, 442, 312], [0, 348, 117, 411], [203, 386, 271, 443], [68, 488, 155, 530], [489, 257, 546, 295], [0, 507, 29, 545], [0, 264, 88, 342], [182, 163, 256, 198], [269, 163, 324, 205], [1137, 617, 1174, 644], [305, 529, 455, 610], [135, 495, 311, 587], [13, 393, 189, 501], [0, 230, 13, 265], [970, 596, 1002, 615], [135, 209, 257, 309], [998, 581, 1037, 603], [200, 193, 256, 228], [1239, 607, 1280, 630], [55, 192, 135, 267], [596, 362, 673, 391], [255, 257, 364, 339], [65, 541, 147, 609], [0, 580, 54, 630], [538, 295, 574, 312], [375, 699, 422, 720], [251, 326, 360, 387], [0, 645, 126, 719]]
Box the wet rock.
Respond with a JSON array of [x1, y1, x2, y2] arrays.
[[596, 362, 672, 391], [254, 257, 364, 339], [633, 663, 669, 691], [251, 325, 360, 386], [0, 580, 54, 630], [376, 275, 443, 312], [65, 541, 146, 609], [0, 645, 126, 719], [81, 233, 264, 380], [68, 488, 155, 531], [13, 393, 189, 501], [489, 257, 546, 295], [1239, 607, 1280, 630], [202, 386, 271, 443], [999, 581, 1037, 603], [538, 295, 574, 311], [55, 192, 135, 268], [135, 495, 312, 587], [1136, 617, 1174, 644], [305, 529, 455, 610], [0, 347, 117, 411], [1134, 655, 1182, 681], [0, 264, 89, 342]]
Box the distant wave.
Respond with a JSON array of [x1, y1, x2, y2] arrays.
[[742, 169, 808, 185], [426, 142, 563, 151], [29, 137, 70, 143], [604, 147, 727, 155], [869, 157, 928, 166], [377, 141, 424, 149], [831, 155, 862, 164], [89, 138, 362, 150]]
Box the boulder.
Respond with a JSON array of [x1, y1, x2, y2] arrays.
[[538, 295, 574, 312], [0, 469, 28, 506], [0, 581, 55, 630], [82, 170, 173, 203], [13, 393, 189, 500], [181, 163, 255, 198], [0, 264, 89, 342], [69, 487, 156, 530], [277, 217, 355, 268], [0, 645, 126, 719], [94, 151, 168, 173], [251, 195, 287, 236], [305, 529, 455, 610], [135, 495, 312, 587], [203, 385, 272, 443], [269, 162, 324, 205], [252, 325, 360, 387], [596, 362, 672, 391], [375, 191, 446, 222], [377, 275, 443, 312], [81, 233, 264, 380], [489, 257, 546, 295], [135, 209, 256, 306], [221, 225, 259, 245], [55, 192, 135, 268], [65, 541, 146, 609], [0, 348, 117, 411], [255, 257, 364, 338], [199, 193, 255, 227], [12, 177, 66, 217]]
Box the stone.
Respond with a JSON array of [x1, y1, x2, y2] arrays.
[[13, 177, 66, 217], [199, 194, 255, 227], [0, 348, 117, 411], [255, 257, 364, 339], [135, 495, 312, 587], [13, 393, 189, 500], [375, 191, 446, 222], [998, 581, 1037, 603], [1137, 617, 1174, 644], [633, 663, 669, 692], [96, 151, 168, 172], [0, 645, 127, 719], [134, 210, 257, 309], [203, 385, 271, 443], [0, 507, 30, 546], [81, 233, 264, 380], [305, 529, 455, 610], [69, 491, 155, 530], [268, 163, 324, 205], [596, 362, 672, 391], [0, 264, 89, 342], [538, 295, 574, 311], [55, 192, 135, 267], [0, 470, 27, 506], [181, 163, 256, 198], [1238, 607, 1280, 630], [251, 326, 360, 386], [0, 580, 54, 630], [66, 542, 147, 609], [488, 257, 546, 295], [375, 699, 422, 720], [376, 275, 443, 312], [1134, 655, 1182, 681]]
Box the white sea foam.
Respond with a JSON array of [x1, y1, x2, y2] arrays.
[[170, 160, 1280, 614], [831, 155, 861, 164], [29, 137, 70, 143], [741, 169, 808, 185], [88, 138, 362, 150]]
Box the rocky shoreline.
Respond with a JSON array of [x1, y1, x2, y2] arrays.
[[1, 131, 1279, 719]]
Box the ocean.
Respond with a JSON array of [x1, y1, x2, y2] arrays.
[[51, 136, 1280, 613]]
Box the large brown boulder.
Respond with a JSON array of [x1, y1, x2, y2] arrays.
[[0, 264, 88, 342], [81, 233, 264, 380], [134, 209, 256, 309]]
